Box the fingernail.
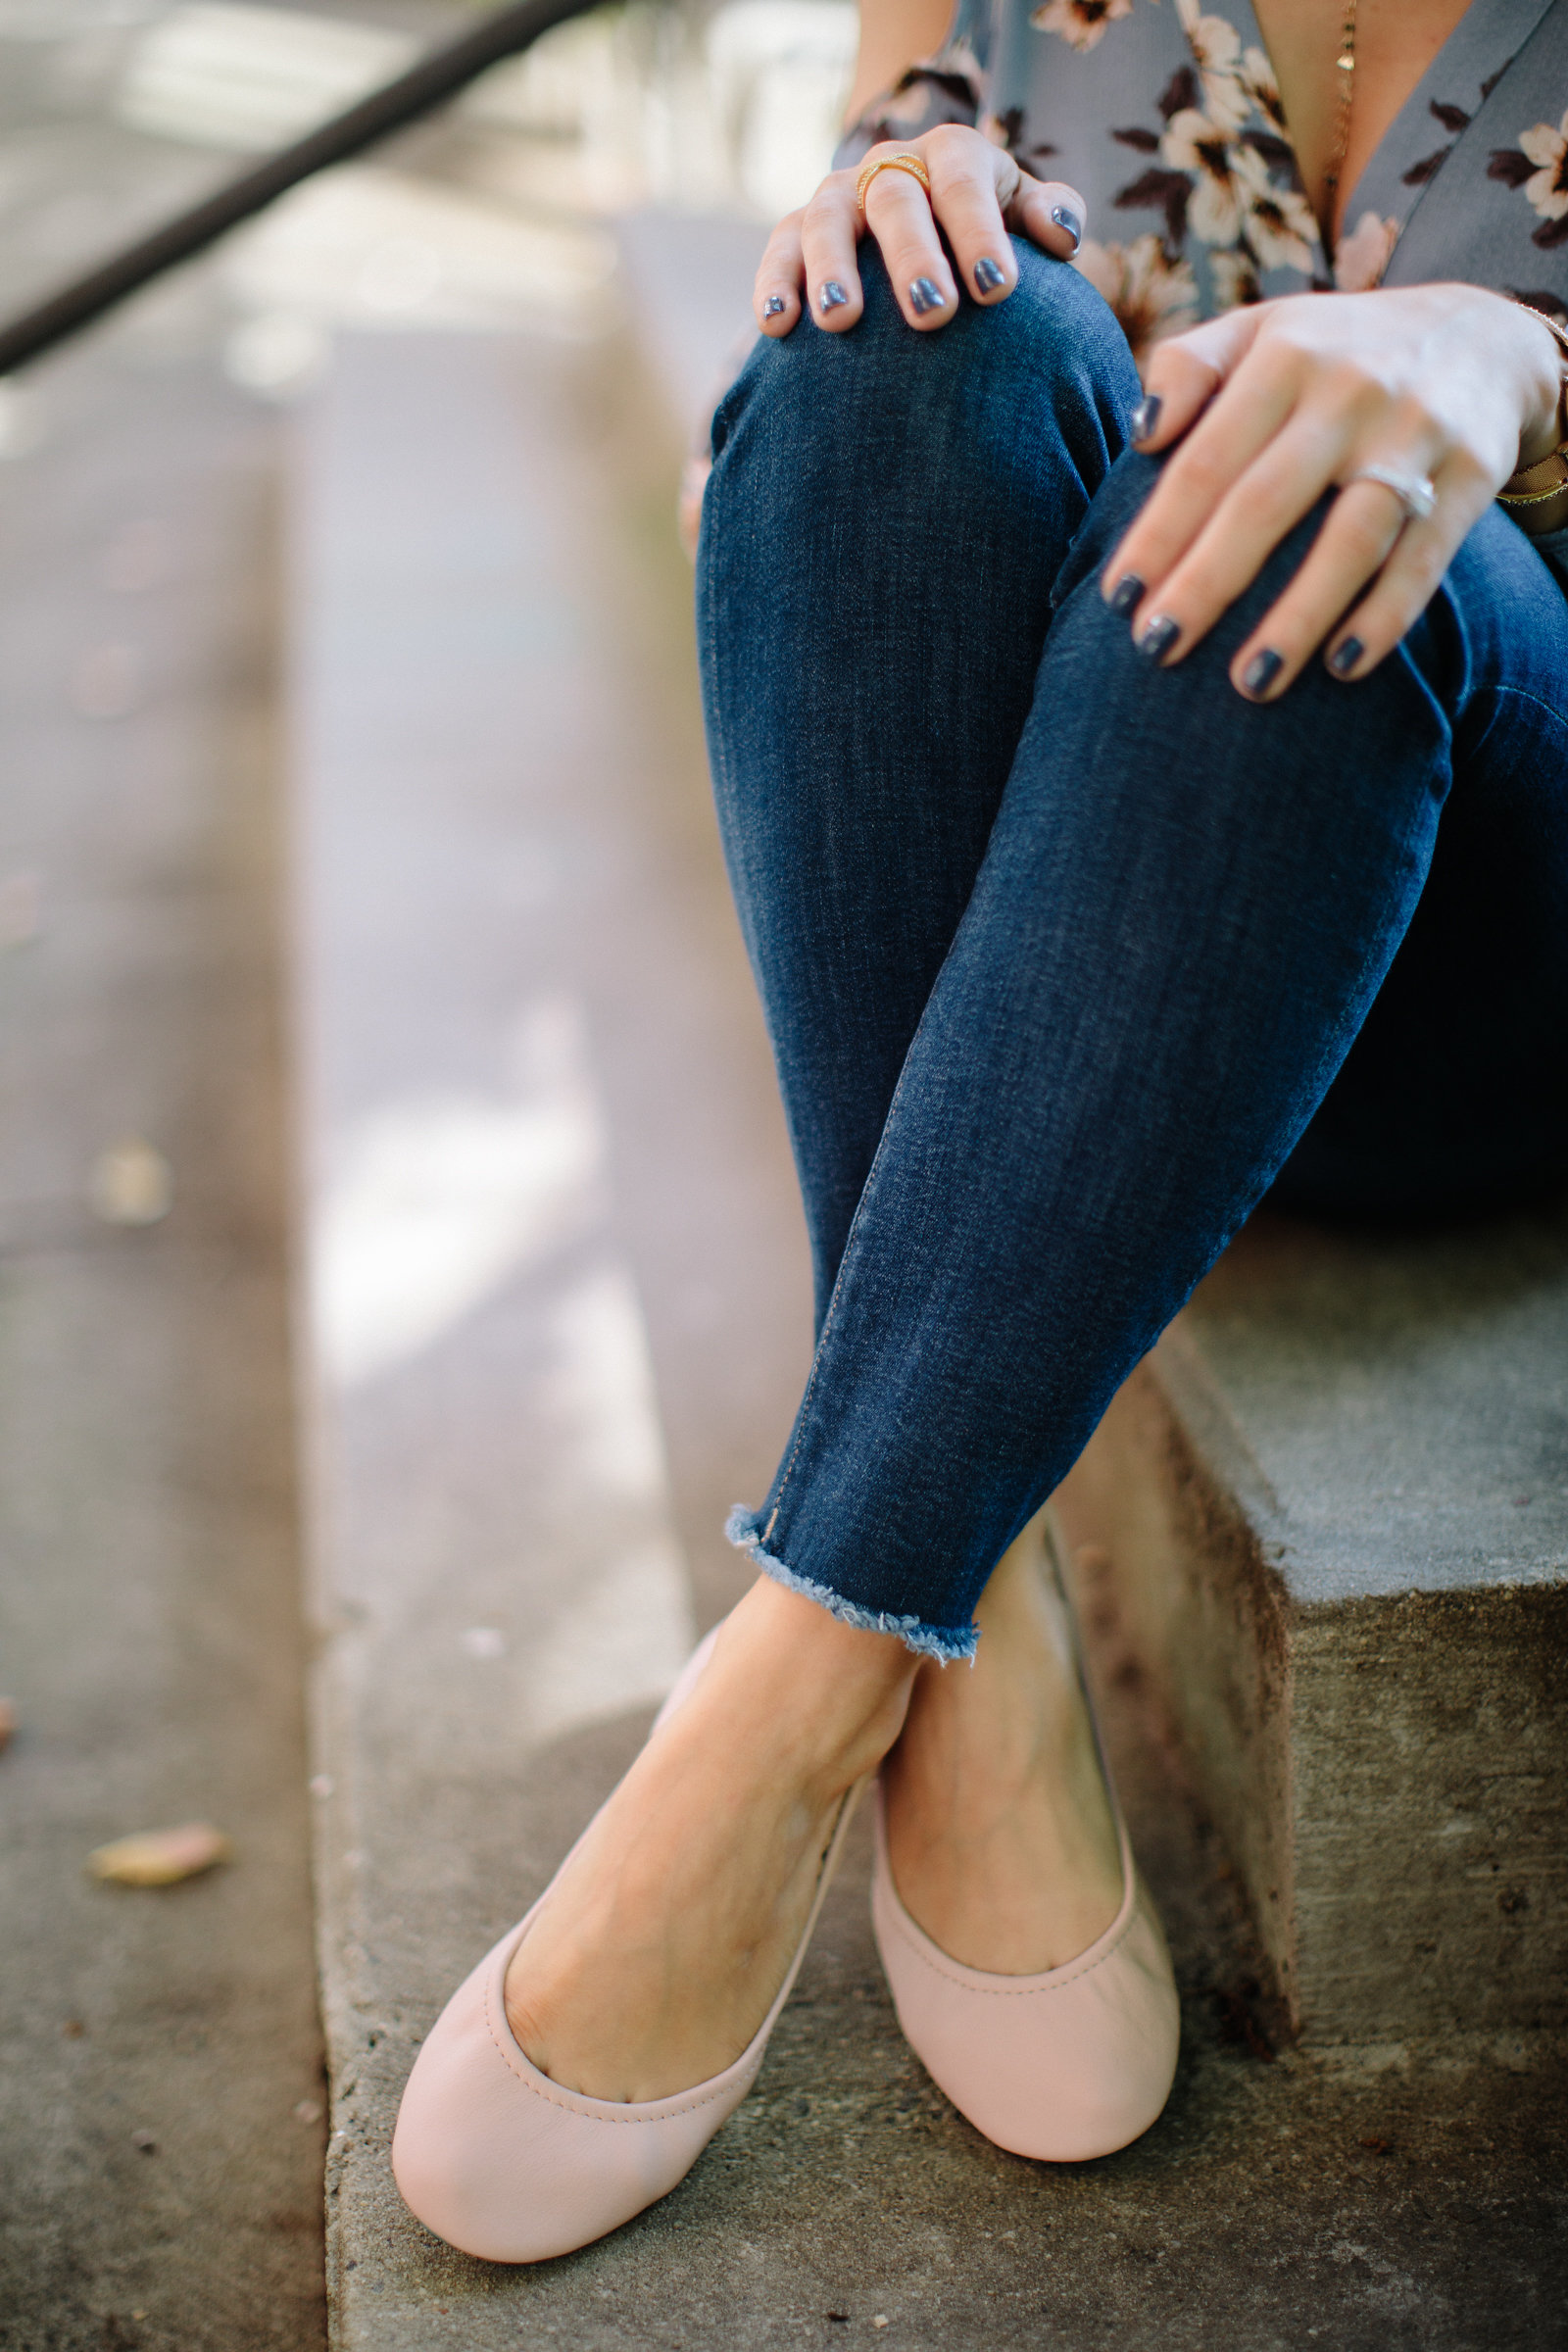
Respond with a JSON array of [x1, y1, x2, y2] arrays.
[[762, 293, 788, 318], [1050, 205, 1082, 252], [1129, 393, 1162, 442], [1107, 572, 1145, 617], [1137, 613, 1180, 662], [974, 255, 1006, 294], [909, 277, 945, 316], [1241, 647, 1285, 700], [1328, 635, 1364, 679], [819, 280, 849, 313]]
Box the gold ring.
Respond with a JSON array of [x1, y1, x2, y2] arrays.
[[856, 152, 932, 217]]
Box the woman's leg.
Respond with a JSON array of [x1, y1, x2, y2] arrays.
[[716, 458, 1568, 1662], [691, 251, 1152, 1989], [501, 251, 1141, 2104], [699, 240, 1139, 1327], [703, 301, 1565, 1978]]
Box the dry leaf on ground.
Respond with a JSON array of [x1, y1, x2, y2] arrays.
[[89, 1136, 172, 1225], [0, 1698, 16, 1753], [87, 1823, 231, 1886]]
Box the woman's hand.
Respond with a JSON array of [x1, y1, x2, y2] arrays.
[[752, 125, 1086, 339], [1103, 283, 1565, 698]]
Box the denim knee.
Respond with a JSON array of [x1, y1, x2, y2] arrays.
[[705, 239, 1138, 539]]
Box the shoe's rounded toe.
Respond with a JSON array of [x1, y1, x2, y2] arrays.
[[392, 1922, 754, 2264], [872, 1813, 1180, 2165]]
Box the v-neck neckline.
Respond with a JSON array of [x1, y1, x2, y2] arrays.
[[1336, 0, 1559, 243], [1205, 0, 1552, 271]]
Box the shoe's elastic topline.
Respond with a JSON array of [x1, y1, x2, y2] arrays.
[[870, 1520, 1180, 2162]]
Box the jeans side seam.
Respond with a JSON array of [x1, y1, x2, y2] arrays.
[[699, 427, 818, 1547], [697, 409, 827, 1546], [760, 977, 937, 1543]]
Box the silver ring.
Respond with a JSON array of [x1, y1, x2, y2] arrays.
[[1348, 463, 1438, 522]]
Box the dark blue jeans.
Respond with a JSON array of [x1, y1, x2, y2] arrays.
[[696, 239, 1568, 1660]]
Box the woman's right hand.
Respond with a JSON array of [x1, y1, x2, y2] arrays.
[[753, 125, 1087, 339]]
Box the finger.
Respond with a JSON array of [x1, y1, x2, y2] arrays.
[[921, 126, 1016, 304], [1223, 478, 1411, 699], [1004, 174, 1089, 263], [800, 172, 865, 330], [862, 161, 956, 327], [755, 212, 806, 336], [1123, 305, 1268, 452], [1119, 414, 1349, 664], [1320, 462, 1493, 686], [1102, 341, 1301, 613]]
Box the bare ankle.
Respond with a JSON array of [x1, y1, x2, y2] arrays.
[[697, 1576, 919, 1798]]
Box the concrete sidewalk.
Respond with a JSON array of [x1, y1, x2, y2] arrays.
[[0, 339, 326, 2346]]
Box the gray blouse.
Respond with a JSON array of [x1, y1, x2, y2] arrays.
[[841, 0, 1568, 574]]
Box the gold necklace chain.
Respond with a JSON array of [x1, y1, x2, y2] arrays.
[[1323, 0, 1359, 220]]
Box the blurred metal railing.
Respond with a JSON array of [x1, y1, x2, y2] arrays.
[[0, 0, 602, 378]]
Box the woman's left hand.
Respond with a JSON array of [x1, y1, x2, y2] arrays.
[[1103, 282, 1564, 698]]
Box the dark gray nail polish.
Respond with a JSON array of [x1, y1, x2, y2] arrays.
[[1137, 613, 1180, 662], [1329, 635, 1364, 678], [1108, 573, 1145, 617], [974, 255, 1006, 294], [819, 280, 849, 313], [1050, 205, 1083, 252], [1242, 647, 1285, 699], [762, 293, 788, 318], [909, 276, 945, 316], [1129, 393, 1162, 442]]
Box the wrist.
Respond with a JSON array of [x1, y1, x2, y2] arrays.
[[1495, 302, 1568, 535], [1511, 305, 1568, 470], [1508, 477, 1568, 538]]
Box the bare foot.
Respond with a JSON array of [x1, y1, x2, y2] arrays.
[[503, 1576, 916, 2102], [881, 1511, 1125, 1975]]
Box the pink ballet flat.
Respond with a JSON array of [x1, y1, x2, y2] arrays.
[[870, 1529, 1180, 2162], [392, 1629, 863, 2263]]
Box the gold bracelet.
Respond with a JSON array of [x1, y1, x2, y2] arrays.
[[855, 152, 931, 217], [1496, 458, 1568, 508], [1499, 307, 1568, 507]]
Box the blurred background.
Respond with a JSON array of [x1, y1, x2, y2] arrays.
[[0, 0, 859, 406], [0, 5, 848, 2341]]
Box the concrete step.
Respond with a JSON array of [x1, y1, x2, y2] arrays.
[[1058, 1207, 1568, 2046], [287, 302, 1566, 2348]]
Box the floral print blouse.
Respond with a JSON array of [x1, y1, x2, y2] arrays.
[[843, 0, 1568, 348]]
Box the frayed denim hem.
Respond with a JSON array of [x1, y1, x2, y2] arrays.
[[724, 1507, 978, 1663]]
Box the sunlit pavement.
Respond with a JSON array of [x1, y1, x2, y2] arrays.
[[1, 9, 1565, 2350]]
